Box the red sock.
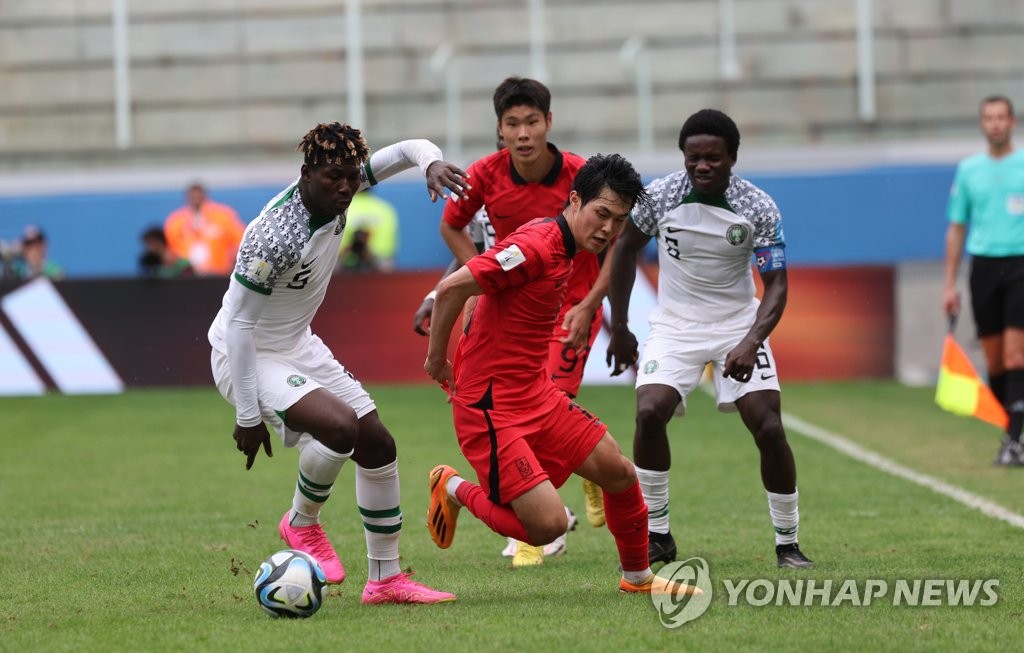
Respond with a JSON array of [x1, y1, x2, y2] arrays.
[[454, 480, 531, 542], [603, 481, 650, 572]]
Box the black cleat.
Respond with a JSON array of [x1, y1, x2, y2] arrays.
[[776, 543, 814, 569], [993, 436, 1024, 467], [648, 531, 677, 565]]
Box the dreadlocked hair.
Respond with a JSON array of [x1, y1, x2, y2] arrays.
[[297, 122, 370, 168]]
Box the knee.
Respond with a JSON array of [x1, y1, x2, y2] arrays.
[[751, 413, 786, 450], [635, 398, 672, 435], [599, 455, 637, 494], [352, 413, 397, 465], [316, 409, 359, 454], [524, 509, 569, 546]]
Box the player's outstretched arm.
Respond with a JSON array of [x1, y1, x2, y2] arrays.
[[413, 257, 462, 335], [424, 266, 482, 394], [440, 220, 480, 265], [365, 140, 470, 201], [606, 221, 650, 375]]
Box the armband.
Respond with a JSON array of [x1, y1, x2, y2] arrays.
[[754, 246, 786, 273]]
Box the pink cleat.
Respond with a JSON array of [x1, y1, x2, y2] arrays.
[[361, 572, 456, 605], [278, 511, 346, 584]]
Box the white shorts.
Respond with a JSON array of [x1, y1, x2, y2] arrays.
[[211, 334, 376, 448], [636, 301, 781, 416]]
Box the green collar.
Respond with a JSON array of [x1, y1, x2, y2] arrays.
[[682, 188, 733, 212]]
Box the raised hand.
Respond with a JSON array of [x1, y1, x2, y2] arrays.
[[425, 161, 470, 202]]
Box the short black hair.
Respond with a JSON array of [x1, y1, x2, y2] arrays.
[[571, 154, 652, 214], [142, 227, 167, 245], [493, 77, 551, 119], [981, 94, 1015, 117], [297, 122, 370, 169], [21, 224, 45, 245], [678, 109, 741, 159]]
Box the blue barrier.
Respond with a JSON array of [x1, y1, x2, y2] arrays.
[[0, 163, 955, 278]]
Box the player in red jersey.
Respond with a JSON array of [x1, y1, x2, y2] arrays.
[[440, 76, 603, 394], [437, 77, 610, 563], [423, 155, 698, 596]]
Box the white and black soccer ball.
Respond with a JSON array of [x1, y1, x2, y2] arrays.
[[253, 549, 328, 618]]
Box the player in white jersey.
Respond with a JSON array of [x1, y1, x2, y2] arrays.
[[209, 122, 470, 604], [606, 109, 813, 570]]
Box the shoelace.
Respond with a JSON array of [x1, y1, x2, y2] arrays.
[[294, 524, 337, 562], [371, 572, 429, 590]]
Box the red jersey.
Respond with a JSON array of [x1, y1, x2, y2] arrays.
[[454, 216, 576, 407], [443, 144, 598, 309]]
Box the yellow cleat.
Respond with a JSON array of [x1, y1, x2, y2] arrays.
[[511, 542, 544, 568], [582, 478, 606, 528]]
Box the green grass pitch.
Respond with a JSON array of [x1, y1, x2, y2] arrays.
[[1, 382, 1022, 652]]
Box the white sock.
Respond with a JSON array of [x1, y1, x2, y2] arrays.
[[622, 567, 654, 585], [766, 489, 799, 545], [445, 475, 465, 507], [356, 460, 403, 582], [635, 466, 670, 534], [289, 439, 351, 527]]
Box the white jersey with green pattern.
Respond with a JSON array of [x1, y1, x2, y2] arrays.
[[210, 181, 356, 355], [632, 170, 785, 322], [208, 139, 444, 427]]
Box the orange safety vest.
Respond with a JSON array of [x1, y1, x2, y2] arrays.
[[164, 200, 245, 276]]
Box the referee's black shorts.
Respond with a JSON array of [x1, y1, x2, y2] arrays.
[[970, 255, 1024, 337]]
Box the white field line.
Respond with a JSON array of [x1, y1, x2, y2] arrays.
[[782, 411, 1024, 530]]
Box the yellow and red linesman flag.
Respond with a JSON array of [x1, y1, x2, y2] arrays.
[[935, 332, 1008, 429]]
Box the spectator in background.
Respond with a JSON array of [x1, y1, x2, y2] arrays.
[[164, 182, 245, 276], [139, 226, 194, 279], [10, 225, 64, 281], [336, 189, 399, 273], [338, 228, 376, 273], [944, 94, 1024, 466]]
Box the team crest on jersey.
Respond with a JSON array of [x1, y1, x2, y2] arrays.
[[726, 224, 749, 246], [497, 244, 527, 271], [643, 360, 659, 374], [514, 456, 534, 480], [286, 374, 306, 387], [334, 215, 347, 235]]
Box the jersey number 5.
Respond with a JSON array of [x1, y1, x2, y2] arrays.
[[287, 268, 313, 290]]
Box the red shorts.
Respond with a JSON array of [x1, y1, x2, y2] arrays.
[[452, 385, 608, 504], [547, 304, 603, 398]]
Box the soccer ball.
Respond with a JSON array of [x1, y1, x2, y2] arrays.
[[253, 549, 328, 618]]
